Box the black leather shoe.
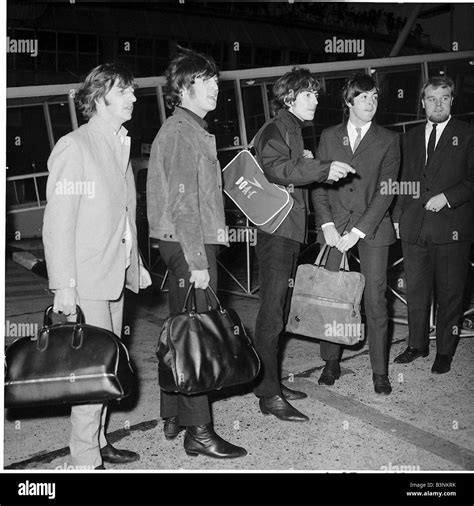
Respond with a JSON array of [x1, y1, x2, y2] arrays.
[[281, 383, 308, 400], [259, 394, 309, 422], [318, 360, 341, 386], [101, 444, 140, 464], [95, 465, 105, 470], [431, 354, 452, 374], [373, 374, 392, 395], [394, 346, 429, 364], [184, 424, 247, 459], [164, 416, 185, 440]]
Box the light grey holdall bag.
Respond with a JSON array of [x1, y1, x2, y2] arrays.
[[286, 244, 366, 345]]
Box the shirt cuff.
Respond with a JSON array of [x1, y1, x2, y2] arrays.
[[351, 227, 366, 239], [443, 193, 451, 208], [321, 222, 335, 229]]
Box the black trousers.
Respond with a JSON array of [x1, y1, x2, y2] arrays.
[[253, 231, 301, 397], [402, 220, 471, 357], [158, 240, 218, 426], [319, 242, 390, 375]]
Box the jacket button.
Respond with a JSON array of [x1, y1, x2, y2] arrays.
[[169, 234, 173, 238], [122, 238, 126, 244], [349, 210, 353, 214], [126, 206, 128, 211], [349, 188, 354, 192]]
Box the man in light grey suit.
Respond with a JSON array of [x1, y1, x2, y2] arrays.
[[43, 63, 151, 469]]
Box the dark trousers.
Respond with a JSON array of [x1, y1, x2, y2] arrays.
[[320, 241, 390, 375], [158, 240, 219, 426], [253, 231, 301, 397], [402, 220, 471, 357]]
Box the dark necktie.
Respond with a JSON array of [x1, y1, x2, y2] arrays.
[[426, 123, 437, 166]]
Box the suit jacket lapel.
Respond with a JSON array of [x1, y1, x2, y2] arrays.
[[352, 123, 376, 158], [336, 123, 354, 160]]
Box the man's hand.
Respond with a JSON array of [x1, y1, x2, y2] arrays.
[[328, 161, 356, 182], [303, 149, 314, 159], [53, 287, 79, 316], [322, 224, 341, 247], [190, 269, 210, 290], [425, 193, 448, 213], [335, 231, 360, 252], [393, 222, 400, 239]]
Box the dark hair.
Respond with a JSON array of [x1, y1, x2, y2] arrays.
[[76, 63, 137, 119], [421, 75, 455, 99], [272, 67, 319, 112], [342, 73, 379, 114], [165, 46, 219, 110]]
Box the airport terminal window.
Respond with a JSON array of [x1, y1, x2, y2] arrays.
[[241, 83, 266, 143], [126, 92, 161, 158], [376, 68, 421, 125], [7, 106, 50, 176], [49, 102, 73, 143], [207, 80, 240, 150]]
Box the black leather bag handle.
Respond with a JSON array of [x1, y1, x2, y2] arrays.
[[43, 305, 85, 327], [182, 283, 223, 314]]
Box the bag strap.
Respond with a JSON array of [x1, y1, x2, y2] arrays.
[[182, 283, 224, 314], [314, 245, 350, 272], [314, 244, 331, 267], [43, 305, 85, 327]]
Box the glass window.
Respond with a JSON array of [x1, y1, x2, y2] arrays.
[[208, 81, 240, 149], [118, 37, 135, 56], [7, 106, 50, 176], [241, 83, 266, 143], [37, 52, 56, 72], [78, 34, 97, 53], [376, 67, 421, 126], [126, 92, 161, 159], [58, 33, 76, 52], [137, 38, 153, 57], [49, 102, 73, 143], [37, 31, 56, 52]]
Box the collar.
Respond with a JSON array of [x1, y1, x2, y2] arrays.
[[176, 106, 208, 131], [347, 119, 372, 136], [277, 108, 306, 130], [426, 115, 451, 129], [88, 114, 128, 138]]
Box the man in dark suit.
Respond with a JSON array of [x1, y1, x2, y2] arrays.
[[312, 73, 400, 395], [393, 75, 474, 374]]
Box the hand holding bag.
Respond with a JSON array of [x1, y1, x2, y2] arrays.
[[4, 306, 135, 408], [286, 244, 365, 345], [157, 284, 260, 395]]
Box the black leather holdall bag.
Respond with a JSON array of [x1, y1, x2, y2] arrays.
[[157, 284, 260, 395], [4, 305, 134, 408]]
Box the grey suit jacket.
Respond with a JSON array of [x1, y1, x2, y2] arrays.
[[311, 121, 401, 247], [43, 115, 140, 300]]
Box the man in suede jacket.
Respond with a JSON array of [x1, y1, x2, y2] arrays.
[[146, 48, 246, 459]]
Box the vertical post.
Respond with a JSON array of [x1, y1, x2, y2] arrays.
[[261, 82, 271, 122], [42, 103, 55, 150], [68, 89, 79, 131], [156, 84, 167, 126], [234, 77, 252, 293]]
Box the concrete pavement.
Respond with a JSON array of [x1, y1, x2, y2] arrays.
[[3, 246, 474, 471]]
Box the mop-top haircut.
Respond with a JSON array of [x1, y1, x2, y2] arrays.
[[272, 67, 320, 112], [76, 63, 137, 119], [342, 73, 379, 114], [165, 46, 219, 110]]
